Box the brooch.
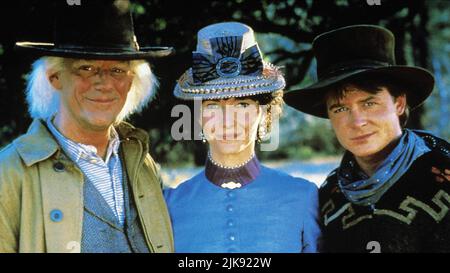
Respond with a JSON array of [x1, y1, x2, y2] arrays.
[[221, 181, 242, 190]]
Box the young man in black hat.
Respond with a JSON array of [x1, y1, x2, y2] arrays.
[[0, 0, 174, 253], [285, 25, 450, 252]]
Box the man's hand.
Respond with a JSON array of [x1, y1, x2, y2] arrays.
[[431, 167, 450, 183]]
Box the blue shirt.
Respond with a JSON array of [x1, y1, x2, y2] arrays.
[[46, 119, 125, 225], [164, 165, 322, 253]]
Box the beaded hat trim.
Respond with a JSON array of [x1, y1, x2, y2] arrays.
[[174, 62, 285, 100]]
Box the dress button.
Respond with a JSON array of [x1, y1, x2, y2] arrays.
[[227, 220, 234, 227], [53, 162, 65, 172], [227, 191, 235, 198], [226, 205, 234, 212], [50, 209, 63, 222], [228, 234, 236, 241]]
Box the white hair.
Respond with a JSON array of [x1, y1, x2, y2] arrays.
[[25, 56, 158, 122]]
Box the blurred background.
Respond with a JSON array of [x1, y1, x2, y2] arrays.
[[0, 0, 449, 187]]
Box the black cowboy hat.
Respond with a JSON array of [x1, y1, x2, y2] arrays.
[[284, 25, 435, 118], [15, 0, 174, 59]]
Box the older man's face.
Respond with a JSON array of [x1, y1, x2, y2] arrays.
[[54, 59, 134, 131], [326, 85, 406, 161]]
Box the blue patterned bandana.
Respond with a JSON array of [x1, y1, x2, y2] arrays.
[[337, 129, 432, 206]]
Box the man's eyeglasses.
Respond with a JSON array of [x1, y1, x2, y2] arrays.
[[70, 64, 134, 80]]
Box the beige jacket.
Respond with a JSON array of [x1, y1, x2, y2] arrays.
[[0, 119, 173, 253]]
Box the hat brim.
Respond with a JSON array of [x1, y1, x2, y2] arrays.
[[15, 42, 174, 59], [285, 66, 435, 118], [173, 65, 286, 101]]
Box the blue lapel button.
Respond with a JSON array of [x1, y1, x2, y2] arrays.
[[50, 209, 63, 222]]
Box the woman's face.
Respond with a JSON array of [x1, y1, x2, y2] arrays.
[[201, 97, 262, 156]]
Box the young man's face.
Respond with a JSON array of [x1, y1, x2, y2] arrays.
[[326, 85, 406, 160], [49, 59, 134, 132]]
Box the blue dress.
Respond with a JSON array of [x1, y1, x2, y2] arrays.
[[164, 159, 322, 253]]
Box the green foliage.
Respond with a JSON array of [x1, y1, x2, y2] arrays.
[[422, 0, 450, 140], [0, 122, 17, 148], [130, 3, 146, 15], [0, 0, 448, 166]]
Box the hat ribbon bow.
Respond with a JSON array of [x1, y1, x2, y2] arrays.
[[192, 36, 263, 84]]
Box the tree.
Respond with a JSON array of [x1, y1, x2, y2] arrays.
[[0, 0, 443, 165]]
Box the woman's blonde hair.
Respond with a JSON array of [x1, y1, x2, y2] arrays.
[[25, 56, 158, 122]]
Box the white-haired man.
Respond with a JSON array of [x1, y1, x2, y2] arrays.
[[0, 1, 174, 253]]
